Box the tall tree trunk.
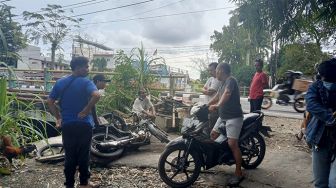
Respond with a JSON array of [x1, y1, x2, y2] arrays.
[[51, 42, 57, 70], [246, 32, 251, 65]]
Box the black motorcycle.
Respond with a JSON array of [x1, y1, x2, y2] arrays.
[[36, 111, 170, 163], [158, 105, 271, 188], [91, 111, 170, 159]]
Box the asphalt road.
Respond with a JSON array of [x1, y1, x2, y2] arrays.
[[240, 98, 303, 119]]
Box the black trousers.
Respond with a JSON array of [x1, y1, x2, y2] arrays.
[[250, 97, 263, 112], [62, 122, 93, 187]]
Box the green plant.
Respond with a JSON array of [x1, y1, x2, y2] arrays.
[[96, 44, 163, 114], [0, 65, 52, 146]]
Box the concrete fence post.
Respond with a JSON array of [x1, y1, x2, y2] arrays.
[[44, 68, 52, 92], [7, 68, 16, 89]]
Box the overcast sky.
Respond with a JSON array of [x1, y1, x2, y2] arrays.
[[7, 0, 237, 79]]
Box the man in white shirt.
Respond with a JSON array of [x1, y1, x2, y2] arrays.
[[202, 62, 220, 130], [132, 89, 156, 118], [203, 62, 220, 104]]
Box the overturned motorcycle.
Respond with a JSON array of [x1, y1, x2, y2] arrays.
[[158, 105, 271, 188], [91, 112, 170, 159], [36, 112, 170, 163]]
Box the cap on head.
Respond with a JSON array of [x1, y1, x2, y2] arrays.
[[93, 74, 111, 83]]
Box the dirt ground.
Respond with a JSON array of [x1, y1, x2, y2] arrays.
[[0, 116, 313, 188]]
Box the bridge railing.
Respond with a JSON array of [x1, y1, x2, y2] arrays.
[[0, 68, 189, 100]]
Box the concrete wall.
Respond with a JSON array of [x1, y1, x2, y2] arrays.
[[17, 45, 41, 69]]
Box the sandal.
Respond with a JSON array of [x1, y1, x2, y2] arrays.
[[295, 132, 303, 141], [227, 175, 245, 186]]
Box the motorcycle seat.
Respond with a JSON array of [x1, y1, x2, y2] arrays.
[[243, 113, 260, 127]]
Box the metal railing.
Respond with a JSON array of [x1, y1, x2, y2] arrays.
[[0, 68, 189, 100]]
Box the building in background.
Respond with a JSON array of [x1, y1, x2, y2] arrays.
[[17, 45, 69, 70]]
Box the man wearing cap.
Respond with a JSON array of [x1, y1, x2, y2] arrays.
[[93, 74, 111, 90], [92, 74, 110, 126]]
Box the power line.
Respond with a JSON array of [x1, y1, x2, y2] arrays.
[[62, 0, 105, 8], [126, 0, 186, 18], [78, 6, 235, 25], [12, 0, 119, 20], [65, 0, 110, 9], [72, 0, 155, 17]]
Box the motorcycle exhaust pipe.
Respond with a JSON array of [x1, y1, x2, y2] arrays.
[[97, 138, 135, 148], [97, 133, 140, 149]]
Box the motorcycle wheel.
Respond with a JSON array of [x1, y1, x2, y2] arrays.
[[158, 145, 201, 188], [261, 97, 272, 109], [102, 113, 128, 131], [36, 143, 65, 163], [147, 123, 170, 143], [90, 132, 124, 159], [240, 134, 266, 169], [293, 98, 306, 113]]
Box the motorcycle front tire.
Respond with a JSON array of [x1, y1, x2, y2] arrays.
[[241, 133, 266, 169], [261, 97, 272, 109], [158, 144, 201, 188]]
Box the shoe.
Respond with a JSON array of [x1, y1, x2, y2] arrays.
[[227, 175, 244, 186], [78, 182, 99, 188]]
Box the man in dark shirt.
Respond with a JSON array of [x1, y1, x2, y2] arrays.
[[208, 63, 244, 186], [47, 56, 100, 188]]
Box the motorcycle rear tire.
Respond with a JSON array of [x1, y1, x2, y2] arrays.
[[241, 134, 266, 169], [293, 98, 306, 113], [101, 113, 128, 131], [147, 123, 170, 143], [90, 132, 124, 159], [261, 97, 272, 109], [158, 144, 201, 188], [36, 143, 65, 163]]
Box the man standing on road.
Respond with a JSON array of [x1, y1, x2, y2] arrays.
[[202, 62, 220, 131], [208, 63, 244, 186], [47, 56, 100, 188], [249, 59, 268, 112], [306, 58, 336, 188]]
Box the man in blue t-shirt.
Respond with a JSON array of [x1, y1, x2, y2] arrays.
[[47, 56, 100, 188]]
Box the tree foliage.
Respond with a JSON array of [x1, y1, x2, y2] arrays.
[[276, 43, 331, 79], [131, 42, 164, 89], [96, 45, 162, 113], [0, 5, 26, 67], [231, 0, 336, 46], [96, 51, 138, 114], [91, 57, 107, 71], [232, 64, 255, 86], [191, 57, 210, 84], [23, 4, 82, 68], [210, 14, 270, 66]]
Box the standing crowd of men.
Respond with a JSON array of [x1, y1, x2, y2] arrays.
[[44, 55, 336, 188]]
